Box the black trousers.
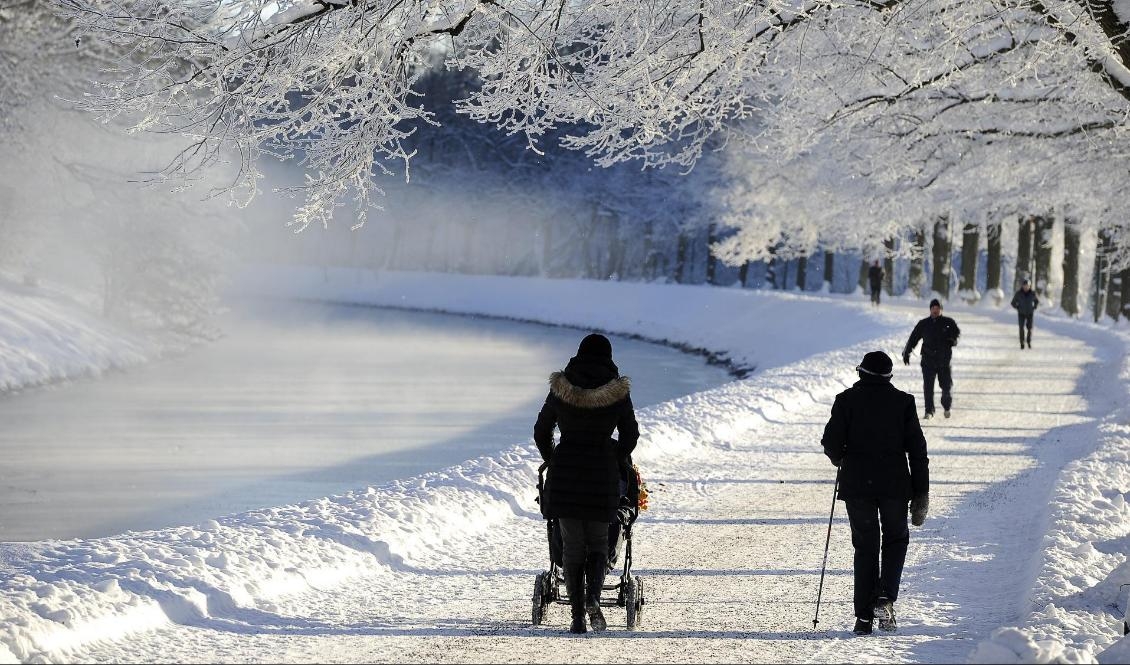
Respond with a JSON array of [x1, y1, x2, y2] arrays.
[[557, 518, 610, 569], [921, 364, 952, 414], [870, 285, 881, 305], [845, 497, 910, 620], [1017, 312, 1033, 344]]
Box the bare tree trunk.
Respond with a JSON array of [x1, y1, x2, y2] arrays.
[[858, 258, 869, 294], [959, 223, 980, 303], [738, 261, 750, 287], [797, 254, 808, 291], [1093, 230, 1112, 322], [766, 255, 779, 289], [1016, 216, 1034, 290], [931, 217, 951, 298], [908, 230, 926, 298], [883, 237, 895, 295], [1034, 216, 1055, 303], [1121, 267, 1130, 320], [824, 250, 834, 292], [986, 222, 1002, 303], [674, 233, 689, 283], [705, 223, 719, 285], [1108, 263, 1124, 322], [1061, 223, 1081, 316]]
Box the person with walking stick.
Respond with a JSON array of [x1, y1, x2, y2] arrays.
[[819, 351, 930, 635]]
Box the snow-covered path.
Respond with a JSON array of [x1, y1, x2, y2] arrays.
[[61, 304, 1119, 664]]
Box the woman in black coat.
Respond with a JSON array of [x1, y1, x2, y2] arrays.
[[534, 333, 640, 634]]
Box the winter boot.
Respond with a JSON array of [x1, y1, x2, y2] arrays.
[[853, 618, 873, 635], [564, 564, 587, 634], [584, 552, 608, 632], [874, 597, 897, 632]]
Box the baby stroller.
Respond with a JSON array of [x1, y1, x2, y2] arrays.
[[531, 458, 646, 629]]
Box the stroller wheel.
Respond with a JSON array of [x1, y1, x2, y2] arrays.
[[532, 572, 550, 625], [625, 575, 644, 629]]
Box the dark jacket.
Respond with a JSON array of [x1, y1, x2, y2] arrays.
[[533, 355, 640, 522], [1011, 289, 1039, 316], [868, 265, 884, 289], [821, 374, 929, 501], [903, 315, 961, 368]]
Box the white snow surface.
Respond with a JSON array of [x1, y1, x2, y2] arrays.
[[2, 267, 1130, 663], [0, 273, 153, 394]]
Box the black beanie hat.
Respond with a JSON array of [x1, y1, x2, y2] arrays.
[[929, 298, 942, 309], [577, 333, 613, 359], [856, 351, 893, 378]]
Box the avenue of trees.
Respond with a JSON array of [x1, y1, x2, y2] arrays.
[[3, 0, 1130, 322]]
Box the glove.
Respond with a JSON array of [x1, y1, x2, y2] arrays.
[[910, 494, 929, 526], [902, 352, 910, 366]]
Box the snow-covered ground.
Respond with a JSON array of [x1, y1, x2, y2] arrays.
[[1, 268, 1129, 663]]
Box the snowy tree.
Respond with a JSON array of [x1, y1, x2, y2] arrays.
[[48, 0, 1130, 269]]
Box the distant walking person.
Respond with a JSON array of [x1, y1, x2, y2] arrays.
[[902, 299, 961, 419], [821, 351, 930, 636], [868, 261, 884, 306], [534, 333, 640, 634], [1011, 279, 1039, 349]]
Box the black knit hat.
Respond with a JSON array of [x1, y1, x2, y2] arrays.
[[577, 333, 613, 359], [929, 298, 942, 309], [856, 351, 893, 378]]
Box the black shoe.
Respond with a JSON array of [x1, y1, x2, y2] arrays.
[[565, 564, 587, 634], [584, 553, 608, 631], [853, 618, 873, 635], [923, 412, 934, 420], [874, 598, 897, 632], [585, 600, 607, 632]]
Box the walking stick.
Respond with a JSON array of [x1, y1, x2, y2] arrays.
[[812, 465, 841, 630]]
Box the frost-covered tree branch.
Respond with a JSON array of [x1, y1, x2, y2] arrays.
[[48, 0, 837, 228], [42, 0, 1130, 263]]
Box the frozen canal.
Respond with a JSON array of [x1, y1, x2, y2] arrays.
[[0, 301, 731, 541]]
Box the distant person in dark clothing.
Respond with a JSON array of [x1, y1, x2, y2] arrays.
[[821, 351, 930, 636], [902, 299, 961, 419], [1011, 279, 1039, 349], [534, 333, 640, 634], [868, 261, 884, 306]]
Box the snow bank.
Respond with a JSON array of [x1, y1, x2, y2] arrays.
[[969, 326, 1130, 664], [0, 267, 912, 663], [0, 340, 903, 663], [229, 265, 913, 375], [0, 275, 152, 393]]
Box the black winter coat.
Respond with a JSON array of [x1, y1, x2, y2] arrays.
[[903, 315, 961, 368], [533, 356, 640, 522], [821, 375, 929, 501], [1011, 289, 1039, 316], [868, 265, 884, 289]]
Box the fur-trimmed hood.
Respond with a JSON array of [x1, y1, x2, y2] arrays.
[[549, 371, 631, 408]]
